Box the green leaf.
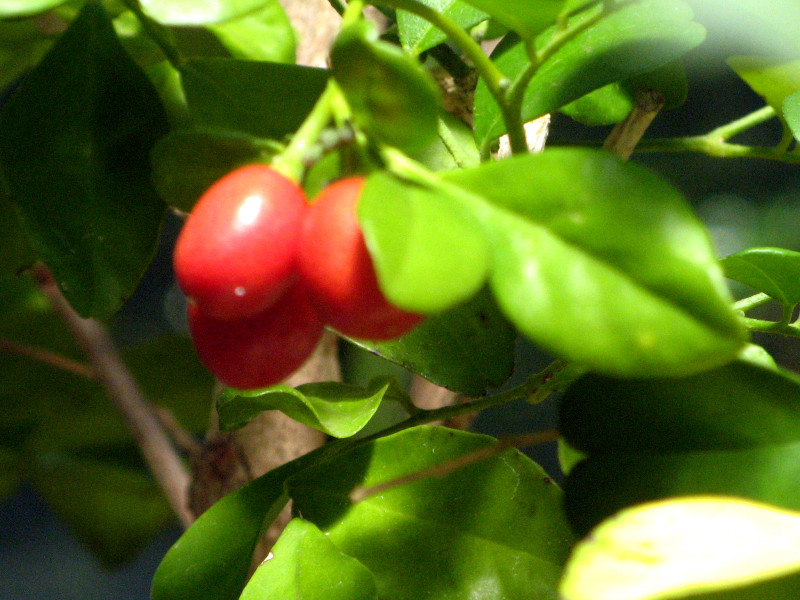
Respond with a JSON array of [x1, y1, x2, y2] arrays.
[[560, 82, 634, 126], [444, 149, 744, 377], [359, 172, 490, 314], [140, 0, 270, 25], [0, 1, 168, 318], [152, 458, 307, 600], [411, 111, 481, 170], [474, 0, 705, 147], [331, 21, 440, 153], [397, 0, 487, 54], [560, 361, 800, 534], [458, 0, 565, 39], [0, 16, 55, 91], [0, 194, 35, 279], [721, 247, 800, 306], [288, 426, 575, 600], [180, 58, 328, 139], [208, 2, 297, 63], [241, 519, 379, 600], [151, 128, 278, 211], [352, 288, 516, 396], [217, 378, 392, 438], [784, 90, 800, 141], [623, 60, 689, 110], [727, 55, 800, 114], [0, 0, 68, 18], [560, 497, 800, 600]]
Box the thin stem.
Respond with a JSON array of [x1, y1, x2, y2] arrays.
[[326, 0, 348, 16], [634, 136, 800, 165], [0, 337, 95, 379], [706, 105, 777, 142], [733, 292, 773, 313], [741, 317, 800, 337], [119, 0, 183, 69], [350, 429, 561, 501], [376, 0, 509, 100], [32, 265, 194, 529], [271, 83, 336, 181]]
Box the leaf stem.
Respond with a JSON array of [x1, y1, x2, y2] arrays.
[[634, 136, 800, 165], [119, 0, 183, 69], [706, 105, 776, 142], [741, 317, 800, 337], [0, 337, 96, 379], [733, 292, 773, 313]]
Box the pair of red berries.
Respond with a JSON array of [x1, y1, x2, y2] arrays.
[[173, 164, 422, 390]]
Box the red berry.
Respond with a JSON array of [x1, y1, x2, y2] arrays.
[[188, 284, 324, 389], [174, 164, 308, 321], [298, 177, 423, 340]]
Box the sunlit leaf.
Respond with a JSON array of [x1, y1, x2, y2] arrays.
[[722, 247, 800, 306], [727, 55, 800, 114], [208, 2, 297, 63], [140, 0, 270, 25], [397, 0, 487, 53], [0, 0, 68, 17], [241, 519, 379, 600], [288, 426, 575, 600], [457, 0, 565, 39], [561, 497, 800, 600]]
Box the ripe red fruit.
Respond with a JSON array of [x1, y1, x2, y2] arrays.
[[174, 164, 308, 321], [298, 177, 423, 340], [188, 284, 324, 389]]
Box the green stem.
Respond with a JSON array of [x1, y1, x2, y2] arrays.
[[119, 0, 183, 69], [271, 84, 336, 181], [742, 317, 800, 337], [706, 105, 776, 142], [375, 0, 509, 101], [733, 292, 773, 313], [634, 136, 800, 165]]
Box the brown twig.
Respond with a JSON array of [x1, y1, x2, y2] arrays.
[[604, 88, 665, 160], [0, 337, 96, 379], [31, 264, 194, 528], [349, 429, 561, 502]]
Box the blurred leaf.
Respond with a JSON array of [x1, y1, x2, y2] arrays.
[[152, 457, 310, 600], [208, 2, 297, 63], [623, 60, 689, 110], [218, 378, 392, 438], [397, 0, 487, 53], [458, 0, 565, 39], [332, 21, 440, 153], [411, 111, 481, 170], [738, 343, 777, 370], [0, 18, 55, 91], [140, 0, 270, 25], [444, 149, 744, 377], [241, 519, 379, 600], [727, 55, 800, 114], [560, 361, 800, 534], [0, 194, 35, 278], [784, 90, 800, 141], [0, 1, 168, 318], [474, 0, 705, 147], [560, 497, 800, 600], [288, 426, 575, 600], [359, 172, 490, 314], [0, 446, 22, 501], [721, 247, 800, 306], [353, 288, 516, 396], [151, 128, 278, 211], [180, 58, 328, 139], [0, 0, 68, 17]]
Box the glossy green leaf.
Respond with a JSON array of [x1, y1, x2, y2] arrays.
[[180, 58, 328, 139], [560, 361, 800, 534], [458, 0, 565, 39], [288, 426, 575, 600], [208, 2, 297, 63], [0, 0, 67, 17], [560, 83, 634, 126], [152, 458, 308, 600], [784, 90, 800, 141], [241, 519, 379, 600], [474, 0, 705, 147], [0, 1, 168, 318], [358, 172, 490, 314], [444, 149, 744, 377], [140, 0, 270, 25], [217, 378, 392, 438], [331, 21, 440, 153], [397, 0, 487, 53], [353, 288, 516, 396], [151, 128, 278, 211], [561, 497, 800, 600], [727, 55, 800, 114], [721, 247, 800, 306]]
